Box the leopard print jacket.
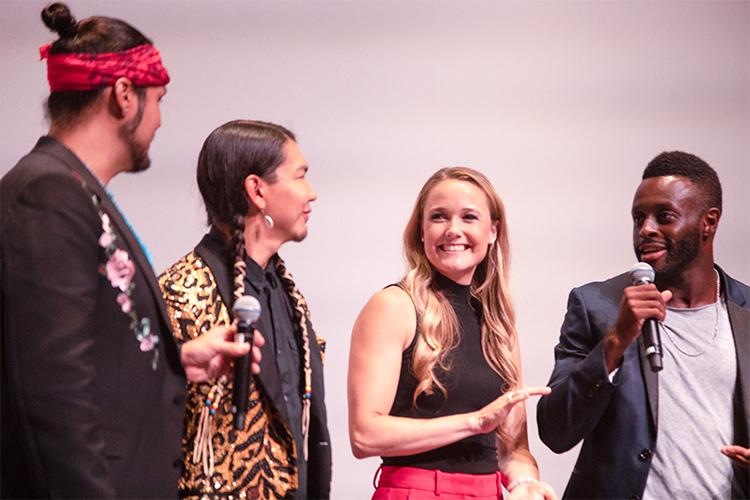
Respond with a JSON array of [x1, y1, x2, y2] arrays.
[[160, 252, 299, 499]]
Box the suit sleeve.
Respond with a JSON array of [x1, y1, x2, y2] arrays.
[[536, 287, 631, 453], [2, 172, 116, 496]]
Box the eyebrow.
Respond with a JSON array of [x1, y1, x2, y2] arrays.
[[631, 201, 678, 214], [427, 205, 481, 212]]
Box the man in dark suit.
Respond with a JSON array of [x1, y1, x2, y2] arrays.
[[1, 4, 257, 497], [537, 151, 750, 499]]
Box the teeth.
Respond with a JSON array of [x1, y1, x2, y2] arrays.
[[442, 244, 467, 251]]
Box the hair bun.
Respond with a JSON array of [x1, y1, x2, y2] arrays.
[[41, 2, 78, 38]]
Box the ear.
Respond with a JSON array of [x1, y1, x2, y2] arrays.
[[244, 174, 267, 213], [110, 77, 137, 119], [489, 220, 499, 245], [702, 207, 720, 239]]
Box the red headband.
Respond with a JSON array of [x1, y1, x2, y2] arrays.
[[39, 43, 170, 92]]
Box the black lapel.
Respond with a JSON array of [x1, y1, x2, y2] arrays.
[[95, 188, 173, 332], [638, 335, 659, 430], [717, 267, 750, 426], [307, 318, 329, 434], [33, 137, 175, 347], [720, 268, 750, 492], [728, 301, 750, 432], [194, 228, 234, 311]]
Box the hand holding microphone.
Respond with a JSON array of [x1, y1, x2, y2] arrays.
[[232, 295, 262, 430], [180, 320, 264, 384], [628, 263, 665, 372], [604, 263, 672, 372]]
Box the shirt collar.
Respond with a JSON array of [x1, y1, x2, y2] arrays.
[[244, 254, 279, 294]]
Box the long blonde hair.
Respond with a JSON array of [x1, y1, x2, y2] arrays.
[[401, 167, 519, 406]]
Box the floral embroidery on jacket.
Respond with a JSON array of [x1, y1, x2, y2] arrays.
[[97, 211, 159, 368], [70, 165, 160, 370]]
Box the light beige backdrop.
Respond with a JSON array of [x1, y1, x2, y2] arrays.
[[2, 0, 749, 497]]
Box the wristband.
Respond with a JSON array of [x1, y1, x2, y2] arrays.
[[508, 476, 538, 491]]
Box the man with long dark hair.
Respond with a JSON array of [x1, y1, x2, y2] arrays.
[[1, 4, 257, 497], [160, 120, 331, 498]]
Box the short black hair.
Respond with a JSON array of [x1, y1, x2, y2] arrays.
[[642, 151, 722, 212]]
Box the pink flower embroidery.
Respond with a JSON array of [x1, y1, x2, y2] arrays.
[[99, 214, 114, 248], [77, 173, 159, 369], [116, 292, 132, 313], [135, 318, 158, 354], [140, 335, 155, 352], [99, 232, 113, 248], [101, 213, 112, 233], [106, 249, 135, 291]]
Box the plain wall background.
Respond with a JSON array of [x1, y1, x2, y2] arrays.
[[2, 0, 748, 497]]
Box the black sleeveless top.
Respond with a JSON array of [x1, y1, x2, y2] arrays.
[[382, 273, 507, 474]]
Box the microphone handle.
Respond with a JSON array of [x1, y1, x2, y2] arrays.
[[232, 322, 253, 430], [642, 318, 663, 372]]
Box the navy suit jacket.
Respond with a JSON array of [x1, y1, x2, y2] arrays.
[[537, 267, 750, 499], [1, 137, 186, 497]]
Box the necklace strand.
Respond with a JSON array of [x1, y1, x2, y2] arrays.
[[661, 270, 721, 358]]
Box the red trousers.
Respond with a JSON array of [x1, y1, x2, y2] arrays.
[[373, 466, 504, 499]]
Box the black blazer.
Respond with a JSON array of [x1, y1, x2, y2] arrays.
[[195, 229, 332, 498], [1, 137, 186, 498], [537, 267, 750, 499]]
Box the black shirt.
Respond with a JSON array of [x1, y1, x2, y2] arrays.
[[244, 255, 307, 497], [383, 273, 507, 474]]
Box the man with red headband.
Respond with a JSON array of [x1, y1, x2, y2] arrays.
[[0, 4, 261, 497]]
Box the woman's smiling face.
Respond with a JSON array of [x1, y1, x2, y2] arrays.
[[421, 179, 497, 285]]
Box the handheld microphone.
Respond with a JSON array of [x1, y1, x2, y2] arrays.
[[628, 262, 663, 372], [232, 295, 262, 430]]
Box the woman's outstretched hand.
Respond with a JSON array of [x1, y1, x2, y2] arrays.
[[472, 386, 551, 434]]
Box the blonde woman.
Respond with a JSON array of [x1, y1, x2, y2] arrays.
[[348, 167, 556, 499]]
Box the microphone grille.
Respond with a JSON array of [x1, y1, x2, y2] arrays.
[[233, 295, 261, 323], [629, 262, 655, 285]]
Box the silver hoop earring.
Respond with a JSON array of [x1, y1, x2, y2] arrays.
[[263, 214, 274, 229]]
